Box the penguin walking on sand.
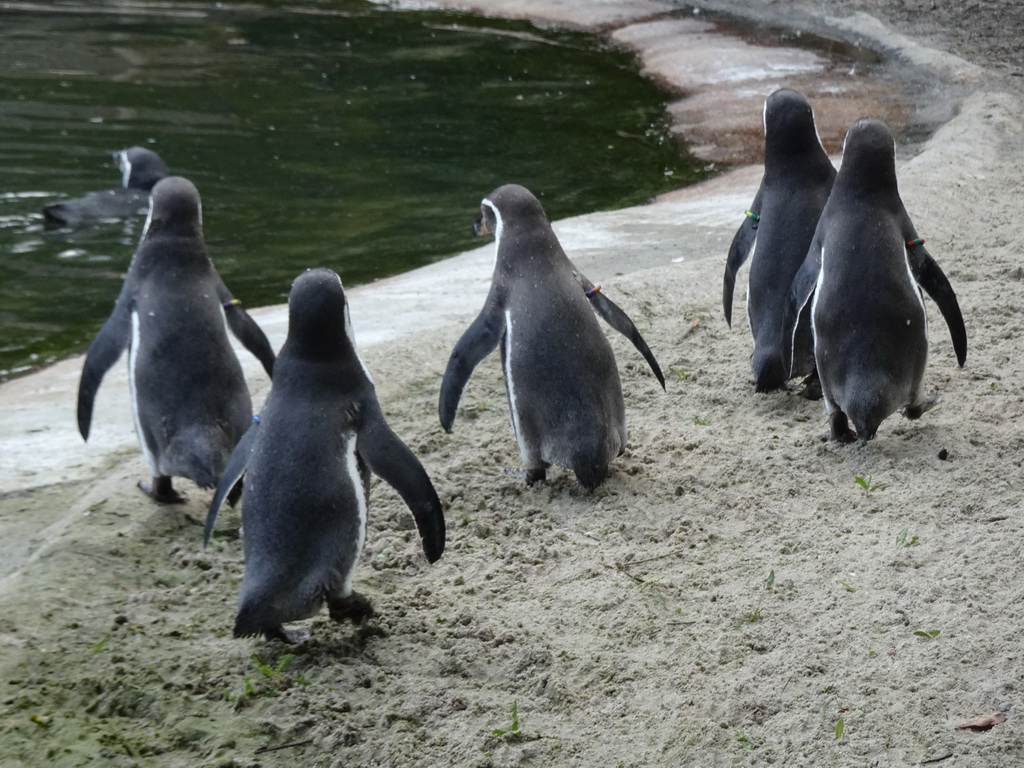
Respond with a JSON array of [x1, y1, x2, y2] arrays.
[[43, 146, 170, 227], [439, 183, 665, 490], [205, 268, 446, 643], [77, 176, 275, 502], [791, 118, 967, 442], [723, 89, 836, 393]]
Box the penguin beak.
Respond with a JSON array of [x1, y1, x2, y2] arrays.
[[472, 213, 491, 238]]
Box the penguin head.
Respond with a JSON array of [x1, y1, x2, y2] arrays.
[[762, 89, 826, 160], [476, 184, 558, 271], [141, 176, 203, 241], [114, 146, 170, 191], [480, 184, 549, 230], [286, 268, 358, 357], [837, 118, 898, 192]]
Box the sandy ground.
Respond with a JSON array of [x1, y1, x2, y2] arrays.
[[2, 1, 1024, 766]]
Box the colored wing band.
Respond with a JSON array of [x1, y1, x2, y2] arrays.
[[586, 285, 602, 297], [252, 415, 261, 424], [744, 210, 760, 222], [906, 238, 925, 248], [224, 299, 242, 308]]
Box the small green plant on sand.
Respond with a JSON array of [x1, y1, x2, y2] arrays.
[[895, 528, 920, 547], [854, 474, 887, 496], [735, 731, 757, 753], [913, 629, 941, 640], [764, 570, 776, 590], [492, 700, 523, 737], [236, 652, 306, 700], [736, 608, 763, 626], [669, 366, 691, 381]]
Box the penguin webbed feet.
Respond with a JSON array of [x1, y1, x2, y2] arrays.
[[794, 369, 823, 401], [826, 412, 859, 444], [138, 476, 187, 504], [900, 391, 939, 420], [327, 591, 375, 626], [259, 625, 311, 645], [524, 466, 548, 486]]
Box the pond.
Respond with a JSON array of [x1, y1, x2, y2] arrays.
[[0, 0, 712, 380]]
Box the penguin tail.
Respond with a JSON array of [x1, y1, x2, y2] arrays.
[[571, 456, 610, 491], [845, 389, 891, 443], [751, 347, 789, 393], [163, 429, 230, 489]]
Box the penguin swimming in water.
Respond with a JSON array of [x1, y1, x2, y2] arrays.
[[205, 268, 446, 643], [791, 118, 967, 442], [722, 89, 836, 393], [439, 183, 665, 490], [43, 146, 169, 227], [77, 175, 275, 502]]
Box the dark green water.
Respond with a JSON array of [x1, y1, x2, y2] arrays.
[[0, 1, 709, 380]]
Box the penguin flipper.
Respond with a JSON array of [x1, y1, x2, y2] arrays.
[[906, 242, 967, 367], [359, 400, 446, 563], [77, 288, 132, 441], [204, 423, 257, 545], [439, 296, 506, 432], [785, 241, 822, 378], [723, 196, 761, 327], [578, 275, 665, 390], [217, 280, 276, 377]]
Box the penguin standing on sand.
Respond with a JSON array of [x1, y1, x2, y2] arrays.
[[43, 146, 170, 227], [205, 268, 446, 643], [723, 89, 836, 392], [77, 176, 275, 502], [439, 183, 665, 490], [792, 118, 967, 442]]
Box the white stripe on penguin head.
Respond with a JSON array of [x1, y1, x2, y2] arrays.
[[120, 150, 132, 189], [336, 271, 375, 385], [481, 198, 503, 270]]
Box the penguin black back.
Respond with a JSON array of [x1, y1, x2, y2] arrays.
[[207, 268, 445, 642], [723, 89, 836, 393], [805, 118, 966, 442], [441, 183, 664, 489]]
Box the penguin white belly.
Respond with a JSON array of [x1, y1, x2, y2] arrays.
[[503, 308, 528, 460], [341, 432, 368, 596], [128, 309, 158, 474], [744, 234, 758, 341]]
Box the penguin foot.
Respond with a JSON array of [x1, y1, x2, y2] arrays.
[[797, 370, 823, 401], [572, 460, 608, 491], [828, 412, 858, 444], [138, 476, 187, 504], [900, 391, 939, 420], [263, 625, 311, 644], [525, 466, 548, 486], [328, 591, 375, 625]]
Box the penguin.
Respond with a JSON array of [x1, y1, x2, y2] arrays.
[[43, 146, 169, 227], [722, 89, 836, 393], [439, 183, 665, 490], [791, 118, 967, 442], [205, 268, 446, 643], [77, 176, 275, 502]]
